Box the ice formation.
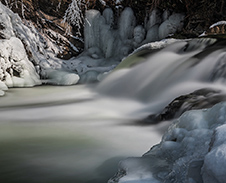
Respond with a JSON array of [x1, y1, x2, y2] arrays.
[[0, 2, 186, 88], [0, 37, 41, 86], [0, 2, 82, 94], [109, 102, 226, 183], [41, 69, 79, 85], [158, 13, 184, 40], [82, 7, 185, 57], [69, 7, 185, 83], [0, 3, 43, 95]]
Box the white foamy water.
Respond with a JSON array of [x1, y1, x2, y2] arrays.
[[97, 38, 226, 114]]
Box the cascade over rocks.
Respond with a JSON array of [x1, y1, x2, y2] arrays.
[[143, 88, 226, 124]]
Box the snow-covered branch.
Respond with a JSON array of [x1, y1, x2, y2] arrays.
[[62, 0, 86, 37]]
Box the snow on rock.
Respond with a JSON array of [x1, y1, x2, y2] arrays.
[[209, 21, 226, 29], [200, 21, 226, 36], [0, 7, 14, 39], [0, 37, 41, 91], [0, 2, 48, 66], [41, 69, 79, 85], [0, 3, 43, 94], [0, 2, 82, 91], [62, 55, 116, 83], [109, 102, 226, 183]]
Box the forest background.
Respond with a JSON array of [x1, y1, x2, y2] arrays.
[[1, 0, 226, 58]]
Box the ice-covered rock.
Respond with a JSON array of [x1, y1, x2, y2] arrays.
[[0, 2, 83, 91], [118, 7, 136, 41], [41, 69, 79, 85], [82, 8, 185, 71], [103, 8, 114, 26], [0, 6, 15, 39], [159, 13, 185, 40], [0, 2, 57, 67], [144, 25, 159, 43], [202, 124, 226, 183], [84, 7, 136, 61], [0, 37, 41, 92], [0, 3, 44, 94], [145, 9, 162, 30], [109, 102, 226, 183], [132, 25, 146, 48], [84, 10, 103, 50]]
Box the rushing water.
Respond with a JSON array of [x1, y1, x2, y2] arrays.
[[0, 85, 169, 183], [2, 38, 226, 183], [97, 38, 226, 113]]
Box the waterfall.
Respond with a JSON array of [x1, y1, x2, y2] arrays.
[[96, 38, 226, 113]]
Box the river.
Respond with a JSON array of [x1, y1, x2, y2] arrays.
[[0, 85, 169, 183], [1, 38, 226, 183]]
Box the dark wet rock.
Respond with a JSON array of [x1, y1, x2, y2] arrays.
[[108, 168, 127, 183], [142, 88, 226, 124]]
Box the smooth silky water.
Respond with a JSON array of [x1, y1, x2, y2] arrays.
[[2, 38, 226, 183], [0, 85, 169, 183]]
